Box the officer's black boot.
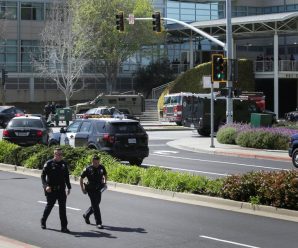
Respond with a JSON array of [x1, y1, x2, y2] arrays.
[[41, 218, 46, 229], [83, 213, 90, 224]]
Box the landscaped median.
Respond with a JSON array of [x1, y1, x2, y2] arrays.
[[0, 140, 297, 213], [216, 122, 298, 150]]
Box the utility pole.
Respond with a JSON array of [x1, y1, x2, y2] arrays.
[[226, 0, 233, 124]]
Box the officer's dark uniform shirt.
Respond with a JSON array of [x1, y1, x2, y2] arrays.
[[41, 159, 71, 190], [80, 165, 107, 191]]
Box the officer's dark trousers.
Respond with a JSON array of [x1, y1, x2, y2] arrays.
[[42, 191, 68, 228], [85, 191, 102, 225]]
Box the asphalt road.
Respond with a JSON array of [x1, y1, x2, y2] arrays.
[[144, 131, 292, 178], [0, 170, 297, 248]]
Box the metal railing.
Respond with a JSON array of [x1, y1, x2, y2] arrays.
[[254, 60, 298, 72], [151, 82, 172, 99]]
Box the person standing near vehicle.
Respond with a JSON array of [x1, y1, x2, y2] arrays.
[[44, 102, 51, 120], [80, 155, 107, 229], [41, 148, 71, 233]]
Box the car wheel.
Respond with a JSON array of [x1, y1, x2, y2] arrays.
[[48, 140, 59, 147], [129, 158, 143, 166], [197, 129, 210, 137], [292, 148, 298, 168], [175, 121, 182, 126]]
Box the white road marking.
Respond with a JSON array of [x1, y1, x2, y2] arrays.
[[200, 235, 261, 248], [142, 163, 228, 176], [38, 201, 81, 211], [151, 153, 288, 171], [149, 144, 168, 147], [153, 150, 179, 155]]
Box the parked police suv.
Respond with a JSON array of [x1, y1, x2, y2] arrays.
[[49, 116, 149, 166]]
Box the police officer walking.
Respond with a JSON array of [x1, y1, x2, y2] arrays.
[[41, 148, 71, 233], [80, 155, 107, 229]]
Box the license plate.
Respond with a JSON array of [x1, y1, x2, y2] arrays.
[[16, 132, 29, 136], [128, 138, 136, 144]]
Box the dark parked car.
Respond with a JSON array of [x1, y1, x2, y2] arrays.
[[285, 109, 298, 121], [289, 133, 298, 168], [2, 115, 52, 146], [49, 117, 149, 165], [0, 106, 25, 128]]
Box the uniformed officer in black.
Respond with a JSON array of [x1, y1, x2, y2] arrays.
[[41, 148, 71, 233], [80, 155, 107, 229]]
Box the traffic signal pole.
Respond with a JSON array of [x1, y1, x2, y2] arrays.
[[118, 12, 233, 126], [226, 0, 233, 124]]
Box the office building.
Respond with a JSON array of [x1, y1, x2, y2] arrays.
[[0, 0, 298, 117]]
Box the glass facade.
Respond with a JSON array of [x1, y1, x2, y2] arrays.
[[0, 0, 297, 91]]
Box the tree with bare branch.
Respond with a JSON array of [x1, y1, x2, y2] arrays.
[[34, 0, 89, 106]]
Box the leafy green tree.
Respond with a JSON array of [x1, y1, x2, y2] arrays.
[[134, 59, 175, 98], [73, 0, 163, 93]]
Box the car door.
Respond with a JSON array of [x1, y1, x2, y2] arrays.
[[75, 120, 92, 147], [60, 121, 81, 147]]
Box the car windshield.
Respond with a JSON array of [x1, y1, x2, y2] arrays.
[[8, 119, 43, 128], [110, 122, 143, 133], [85, 108, 97, 114]]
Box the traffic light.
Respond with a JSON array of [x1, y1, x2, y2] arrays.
[[1, 69, 7, 86], [116, 12, 124, 32], [152, 12, 161, 32], [212, 54, 227, 82]]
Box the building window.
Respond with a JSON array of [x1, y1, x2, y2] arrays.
[[21, 2, 44, 20], [21, 40, 40, 72], [0, 40, 17, 72], [0, 1, 17, 20]]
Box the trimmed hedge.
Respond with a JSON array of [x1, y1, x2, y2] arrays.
[[0, 141, 297, 210], [222, 170, 298, 210], [217, 124, 295, 150]]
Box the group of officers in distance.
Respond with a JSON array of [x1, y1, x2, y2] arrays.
[[41, 148, 107, 233]]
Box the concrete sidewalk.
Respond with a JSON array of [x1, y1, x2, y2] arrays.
[[0, 235, 39, 248], [167, 136, 291, 162]]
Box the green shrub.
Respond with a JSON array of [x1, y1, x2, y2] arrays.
[[221, 170, 298, 210], [217, 127, 237, 144], [0, 141, 20, 164], [23, 146, 54, 169], [235, 130, 288, 150], [16, 144, 48, 166]]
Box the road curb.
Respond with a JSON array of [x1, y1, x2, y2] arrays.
[[1, 163, 298, 222]]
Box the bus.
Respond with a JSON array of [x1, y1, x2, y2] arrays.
[[72, 93, 145, 116]]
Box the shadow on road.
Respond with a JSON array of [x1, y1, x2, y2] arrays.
[[46, 228, 117, 239], [102, 225, 147, 234], [46, 225, 147, 238]]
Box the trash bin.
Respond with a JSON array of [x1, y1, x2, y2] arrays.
[[250, 113, 273, 128], [55, 108, 73, 126]]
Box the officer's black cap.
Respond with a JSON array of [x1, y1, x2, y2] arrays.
[[93, 155, 100, 160]]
